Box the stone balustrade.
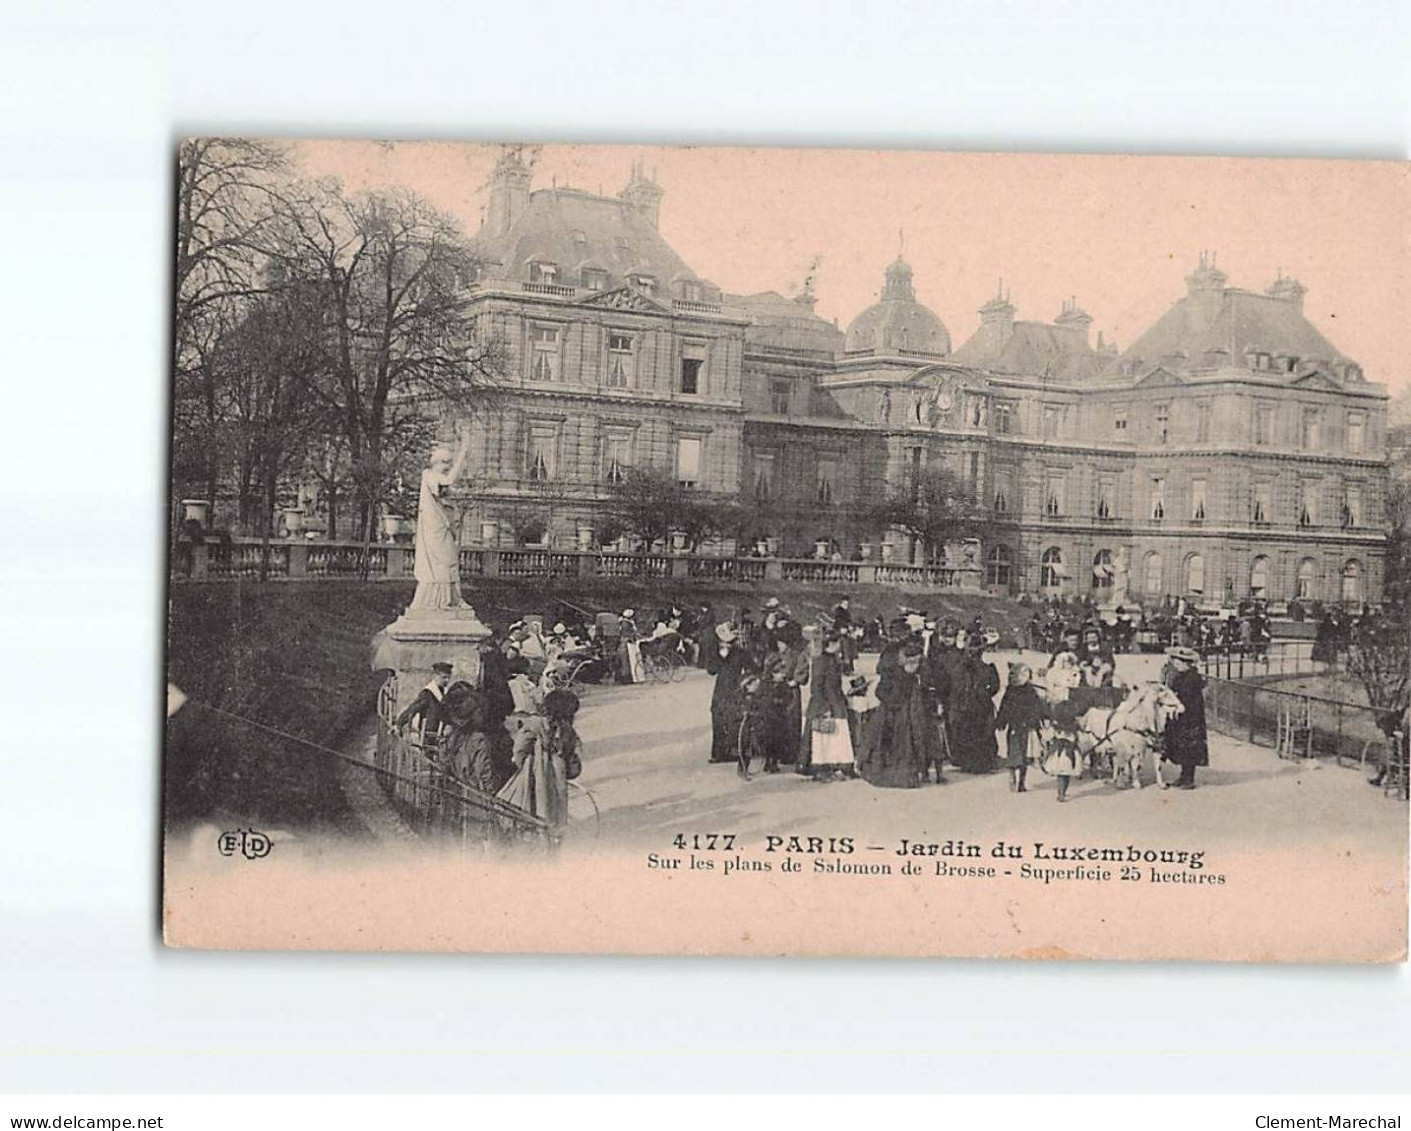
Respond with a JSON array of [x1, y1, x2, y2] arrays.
[[171, 538, 986, 591]]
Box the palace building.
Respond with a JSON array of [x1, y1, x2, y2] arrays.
[[455, 152, 1390, 606]]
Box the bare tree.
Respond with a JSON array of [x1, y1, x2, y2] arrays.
[[268, 181, 505, 550], [171, 139, 289, 529], [869, 463, 985, 563], [1346, 612, 1410, 714]]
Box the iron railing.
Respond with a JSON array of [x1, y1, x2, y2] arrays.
[[1204, 676, 1406, 796], [373, 677, 552, 846]]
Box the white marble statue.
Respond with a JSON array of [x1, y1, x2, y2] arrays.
[[1112, 545, 1130, 606], [408, 428, 472, 612]]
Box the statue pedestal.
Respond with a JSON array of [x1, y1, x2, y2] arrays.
[[371, 604, 493, 713]]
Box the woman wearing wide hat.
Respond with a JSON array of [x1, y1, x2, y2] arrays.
[[1161, 646, 1209, 789]]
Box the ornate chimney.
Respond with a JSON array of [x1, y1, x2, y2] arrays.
[[1184, 250, 1228, 329], [979, 279, 1016, 336], [619, 160, 665, 229], [1266, 270, 1307, 313], [1053, 296, 1093, 346], [485, 148, 532, 237]]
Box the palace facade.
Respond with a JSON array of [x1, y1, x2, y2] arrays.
[[454, 152, 1390, 606]]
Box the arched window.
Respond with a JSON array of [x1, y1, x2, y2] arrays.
[[1296, 558, 1317, 601], [1040, 547, 1064, 589], [1341, 559, 1362, 605], [1092, 549, 1114, 589], [1250, 555, 1270, 598], [986, 544, 1012, 589], [1185, 552, 1205, 595], [1143, 551, 1164, 595]]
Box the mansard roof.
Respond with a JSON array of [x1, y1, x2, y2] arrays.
[[730, 290, 846, 354], [952, 318, 1104, 382], [470, 185, 710, 294], [1111, 287, 1351, 375]]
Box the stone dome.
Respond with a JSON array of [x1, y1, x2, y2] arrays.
[[844, 256, 951, 355]]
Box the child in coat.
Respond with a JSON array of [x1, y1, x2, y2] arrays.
[[994, 662, 1046, 793]]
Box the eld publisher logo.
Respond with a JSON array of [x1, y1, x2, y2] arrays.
[[217, 828, 272, 860]]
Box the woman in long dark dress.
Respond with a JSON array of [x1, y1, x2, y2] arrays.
[[1311, 612, 1339, 666], [763, 625, 808, 772], [1162, 647, 1209, 789], [857, 640, 932, 789], [705, 623, 749, 764], [798, 633, 853, 779], [949, 637, 1001, 772]]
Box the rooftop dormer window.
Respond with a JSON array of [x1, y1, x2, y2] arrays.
[[630, 274, 656, 295], [678, 280, 702, 302], [528, 261, 558, 284], [581, 268, 607, 292]]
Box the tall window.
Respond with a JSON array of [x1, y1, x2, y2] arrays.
[[1252, 481, 1271, 524], [603, 431, 631, 485], [1150, 476, 1166, 521], [1185, 553, 1205, 595], [1342, 484, 1362, 528], [1297, 558, 1317, 600], [605, 332, 633, 388], [1095, 477, 1115, 519], [992, 468, 1010, 515], [1196, 401, 1212, 442], [1041, 404, 1061, 439], [1255, 402, 1275, 445], [1044, 471, 1065, 517], [1341, 560, 1362, 605], [967, 450, 981, 489], [680, 341, 706, 394], [526, 425, 557, 482], [815, 459, 837, 505], [986, 544, 1012, 589], [676, 437, 703, 489], [1040, 547, 1064, 589], [770, 380, 790, 415], [1301, 407, 1321, 449], [1143, 552, 1164, 595], [529, 324, 560, 382], [1250, 555, 1270, 598], [1298, 480, 1318, 527], [1191, 477, 1208, 521], [1154, 403, 1170, 444], [752, 452, 775, 501], [1092, 549, 1114, 590], [994, 402, 1014, 434], [1113, 405, 1128, 435], [1346, 411, 1366, 454]]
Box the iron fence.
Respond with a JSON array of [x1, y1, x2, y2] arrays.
[[373, 677, 552, 846], [1204, 676, 1406, 797], [1200, 639, 1318, 679]]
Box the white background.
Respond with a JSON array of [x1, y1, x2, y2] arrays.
[[1, 0, 1408, 1094]]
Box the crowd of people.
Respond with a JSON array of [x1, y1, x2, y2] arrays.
[[1022, 594, 1274, 660], [389, 590, 1225, 835], [392, 636, 587, 835], [700, 596, 1210, 796]]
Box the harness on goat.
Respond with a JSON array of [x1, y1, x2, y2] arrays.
[[1081, 690, 1162, 754]]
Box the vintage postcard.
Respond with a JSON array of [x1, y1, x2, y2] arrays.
[[163, 140, 1409, 961]]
